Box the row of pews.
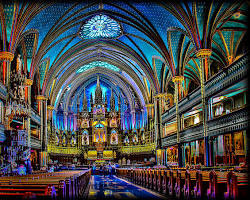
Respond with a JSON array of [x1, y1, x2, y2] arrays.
[[116, 168, 248, 199], [0, 169, 91, 199]]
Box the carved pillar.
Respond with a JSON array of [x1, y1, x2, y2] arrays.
[[145, 104, 153, 130], [196, 49, 212, 166], [36, 96, 43, 146], [44, 99, 48, 151], [154, 94, 164, 150], [131, 109, 135, 129], [172, 76, 184, 167], [47, 105, 54, 145], [0, 51, 14, 86], [25, 79, 33, 149], [141, 108, 144, 128], [37, 95, 48, 167], [1, 52, 14, 130]]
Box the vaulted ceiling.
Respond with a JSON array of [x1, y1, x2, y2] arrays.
[[0, 0, 247, 112]]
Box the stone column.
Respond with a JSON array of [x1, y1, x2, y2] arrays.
[[36, 95, 47, 167], [145, 104, 153, 144], [196, 49, 212, 166], [64, 111, 68, 131], [0, 52, 14, 130], [154, 94, 164, 151], [141, 108, 144, 129], [47, 105, 54, 146], [172, 76, 184, 167], [0, 51, 14, 86], [131, 109, 135, 129], [25, 79, 33, 150], [44, 99, 48, 151]]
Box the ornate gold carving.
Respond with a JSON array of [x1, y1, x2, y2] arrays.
[[0, 51, 14, 61], [195, 49, 212, 58], [172, 76, 184, 83], [25, 79, 33, 86], [47, 144, 79, 155], [154, 93, 166, 98], [165, 94, 173, 99], [36, 95, 47, 100], [121, 143, 156, 154], [47, 105, 54, 110], [145, 103, 154, 108]]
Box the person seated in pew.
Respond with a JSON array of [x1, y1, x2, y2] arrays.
[[48, 165, 55, 172], [103, 165, 107, 177], [92, 164, 96, 175], [17, 164, 27, 175], [99, 165, 103, 176], [25, 158, 32, 174]]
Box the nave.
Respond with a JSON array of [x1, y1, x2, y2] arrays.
[[87, 175, 168, 200]]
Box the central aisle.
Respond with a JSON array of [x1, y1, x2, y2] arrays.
[[87, 175, 169, 200]]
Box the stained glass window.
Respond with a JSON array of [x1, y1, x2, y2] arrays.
[[79, 14, 122, 39], [76, 61, 120, 73]]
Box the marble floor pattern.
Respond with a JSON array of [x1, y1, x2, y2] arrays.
[[87, 175, 169, 200]]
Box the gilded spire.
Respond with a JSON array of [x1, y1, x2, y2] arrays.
[[95, 76, 103, 104], [97, 76, 100, 87]]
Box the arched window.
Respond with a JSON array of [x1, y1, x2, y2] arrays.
[[79, 14, 122, 39]]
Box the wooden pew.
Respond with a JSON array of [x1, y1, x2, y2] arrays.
[[128, 169, 133, 182], [168, 170, 177, 196], [224, 171, 248, 199], [149, 170, 154, 189], [145, 170, 150, 188], [142, 169, 146, 187], [207, 171, 228, 199], [153, 170, 158, 191], [137, 169, 141, 185], [139, 169, 143, 185], [183, 170, 197, 199], [157, 169, 162, 193], [161, 170, 169, 195], [0, 170, 90, 199], [193, 170, 210, 199], [174, 170, 186, 198], [0, 182, 58, 199]]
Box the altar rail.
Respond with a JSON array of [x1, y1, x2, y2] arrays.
[[116, 168, 248, 200], [120, 143, 156, 154], [48, 144, 80, 155]]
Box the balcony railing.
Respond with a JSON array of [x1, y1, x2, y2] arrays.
[[0, 124, 5, 142], [30, 136, 41, 149], [0, 81, 7, 99], [162, 107, 248, 147], [162, 55, 248, 123], [30, 107, 41, 125]]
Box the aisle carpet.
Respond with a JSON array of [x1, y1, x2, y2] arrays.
[[87, 175, 169, 200]]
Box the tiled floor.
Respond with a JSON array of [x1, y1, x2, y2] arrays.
[[87, 175, 168, 200]]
